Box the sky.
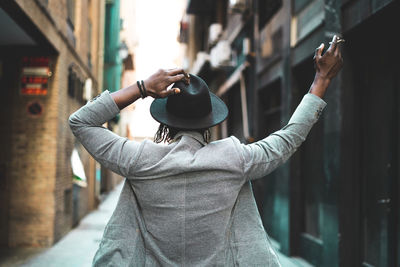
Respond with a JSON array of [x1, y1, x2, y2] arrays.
[[123, 0, 186, 138]]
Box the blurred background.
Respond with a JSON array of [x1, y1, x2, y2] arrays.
[[0, 0, 399, 266]]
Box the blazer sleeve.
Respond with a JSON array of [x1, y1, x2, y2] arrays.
[[68, 90, 141, 177], [238, 93, 327, 181]]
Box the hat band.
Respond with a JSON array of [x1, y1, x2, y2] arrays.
[[167, 105, 212, 119]]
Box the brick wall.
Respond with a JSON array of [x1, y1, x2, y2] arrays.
[[75, 0, 89, 65], [6, 52, 58, 247], [0, 0, 105, 247], [48, 0, 68, 39], [53, 50, 73, 243]]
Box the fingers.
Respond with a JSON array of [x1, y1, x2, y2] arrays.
[[167, 68, 185, 76], [314, 43, 324, 59], [334, 39, 343, 56], [169, 74, 185, 83], [334, 45, 341, 56], [327, 35, 338, 53], [160, 88, 180, 98], [149, 68, 188, 98], [171, 88, 181, 95]]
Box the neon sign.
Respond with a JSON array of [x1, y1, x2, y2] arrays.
[[20, 56, 51, 96]]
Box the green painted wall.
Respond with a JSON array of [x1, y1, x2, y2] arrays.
[[103, 0, 122, 93]]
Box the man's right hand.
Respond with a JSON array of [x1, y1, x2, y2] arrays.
[[314, 35, 344, 81], [111, 68, 186, 110], [144, 68, 185, 99], [309, 35, 344, 98]]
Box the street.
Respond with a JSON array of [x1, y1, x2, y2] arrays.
[[0, 182, 123, 267]]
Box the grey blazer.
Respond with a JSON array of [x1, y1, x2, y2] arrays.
[[68, 91, 326, 266]]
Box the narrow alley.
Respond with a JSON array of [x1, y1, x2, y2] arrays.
[[1, 0, 399, 266]]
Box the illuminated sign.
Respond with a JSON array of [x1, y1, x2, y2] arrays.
[[20, 57, 51, 96]]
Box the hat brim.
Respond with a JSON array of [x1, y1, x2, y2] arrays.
[[150, 92, 228, 130]]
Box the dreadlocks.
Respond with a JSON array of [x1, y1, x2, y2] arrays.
[[154, 124, 211, 144]]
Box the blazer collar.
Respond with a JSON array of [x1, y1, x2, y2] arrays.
[[173, 131, 207, 146]]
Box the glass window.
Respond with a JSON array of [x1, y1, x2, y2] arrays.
[[259, 0, 282, 29], [67, 0, 75, 28]]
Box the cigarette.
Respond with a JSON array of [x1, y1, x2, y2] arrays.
[[329, 39, 345, 44]]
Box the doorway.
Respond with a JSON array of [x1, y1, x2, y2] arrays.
[[291, 57, 329, 266], [254, 78, 285, 249], [344, 4, 399, 266]]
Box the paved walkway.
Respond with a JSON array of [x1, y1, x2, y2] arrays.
[[0, 182, 123, 267], [1, 181, 305, 267]]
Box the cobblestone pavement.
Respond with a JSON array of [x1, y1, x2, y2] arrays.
[[0, 182, 123, 267]]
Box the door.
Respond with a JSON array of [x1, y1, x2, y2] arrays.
[[358, 37, 398, 267], [291, 58, 327, 266], [0, 54, 17, 247], [254, 79, 285, 247], [348, 6, 399, 266]]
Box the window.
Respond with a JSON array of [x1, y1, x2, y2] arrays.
[[87, 19, 92, 70], [66, 0, 76, 46], [292, 0, 313, 15], [259, 0, 282, 29], [68, 66, 84, 104], [67, 0, 75, 29]]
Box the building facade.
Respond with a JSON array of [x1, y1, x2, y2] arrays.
[[118, 0, 137, 141], [100, 0, 125, 193], [0, 0, 110, 248], [182, 0, 399, 266]]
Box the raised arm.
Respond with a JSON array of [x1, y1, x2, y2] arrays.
[[239, 35, 343, 180], [68, 68, 185, 177], [111, 68, 185, 109]]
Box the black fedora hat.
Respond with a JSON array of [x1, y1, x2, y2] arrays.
[[150, 74, 228, 129]]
